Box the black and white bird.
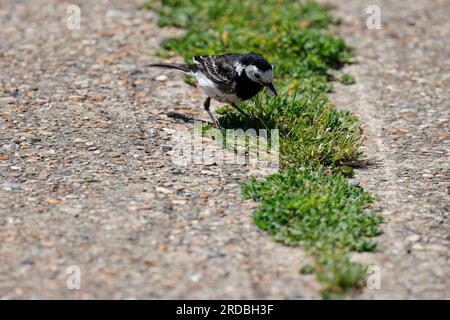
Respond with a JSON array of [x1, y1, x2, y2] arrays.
[[150, 52, 277, 129]]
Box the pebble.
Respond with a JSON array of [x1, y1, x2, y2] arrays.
[[73, 138, 86, 144], [20, 259, 35, 265], [406, 234, 421, 243], [201, 170, 219, 176], [2, 183, 23, 191], [106, 9, 130, 18], [190, 273, 202, 282], [0, 97, 16, 104], [155, 75, 168, 82], [156, 187, 171, 194]]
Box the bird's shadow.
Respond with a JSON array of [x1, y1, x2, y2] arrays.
[[167, 109, 268, 131], [166, 111, 199, 124], [217, 109, 269, 131]]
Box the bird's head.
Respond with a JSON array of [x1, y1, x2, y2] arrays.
[[238, 53, 277, 96]]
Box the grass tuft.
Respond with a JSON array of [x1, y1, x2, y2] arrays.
[[218, 91, 364, 169], [242, 169, 382, 251]]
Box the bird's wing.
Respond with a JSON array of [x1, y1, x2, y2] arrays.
[[192, 54, 240, 84]]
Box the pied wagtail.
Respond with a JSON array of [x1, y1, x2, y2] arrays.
[[150, 52, 277, 129]]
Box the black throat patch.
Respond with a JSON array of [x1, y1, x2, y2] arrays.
[[235, 72, 264, 101]]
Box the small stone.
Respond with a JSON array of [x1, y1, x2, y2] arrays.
[[156, 187, 171, 194], [144, 259, 158, 267], [125, 235, 139, 241], [198, 209, 210, 219], [2, 183, 23, 191], [204, 159, 216, 166], [29, 137, 41, 144], [20, 259, 35, 265], [0, 97, 16, 104], [172, 199, 187, 205], [406, 234, 421, 243], [190, 273, 202, 282], [106, 9, 129, 18], [213, 207, 225, 214], [138, 203, 152, 210], [162, 145, 172, 152], [91, 95, 105, 102], [2, 144, 14, 151], [68, 95, 83, 102], [73, 138, 85, 144], [47, 199, 62, 205], [183, 212, 197, 220], [434, 216, 444, 224], [425, 244, 447, 252], [11, 89, 20, 97], [155, 75, 167, 82], [201, 170, 219, 176]]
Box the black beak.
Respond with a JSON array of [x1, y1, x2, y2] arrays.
[[266, 83, 277, 96]]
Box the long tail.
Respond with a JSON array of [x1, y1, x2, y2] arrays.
[[149, 63, 191, 73]]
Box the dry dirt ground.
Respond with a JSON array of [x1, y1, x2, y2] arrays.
[[323, 0, 449, 299], [0, 0, 448, 299]]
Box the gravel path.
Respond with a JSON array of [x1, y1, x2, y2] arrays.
[[0, 0, 448, 299], [323, 0, 449, 299], [0, 0, 317, 299]]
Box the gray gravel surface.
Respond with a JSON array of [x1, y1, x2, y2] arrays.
[[0, 0, 317, 299], [323, 0, 449, 299], [0, 0, 448, 299]]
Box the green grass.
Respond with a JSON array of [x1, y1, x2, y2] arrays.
[[147, 0, 383, 298], [242, 169, 382, 297], [218, 92, 364, 169], [146, 0, 353, 92]]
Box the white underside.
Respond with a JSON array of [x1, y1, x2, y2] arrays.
[[192, 71, 240, 103]]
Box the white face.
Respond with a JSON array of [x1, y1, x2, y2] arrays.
[[244, 65, 274, 85]]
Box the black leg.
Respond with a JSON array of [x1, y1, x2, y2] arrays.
[[204, 97, 222, 129]]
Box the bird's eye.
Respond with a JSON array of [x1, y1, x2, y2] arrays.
[[255, 74, 261, 79]]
